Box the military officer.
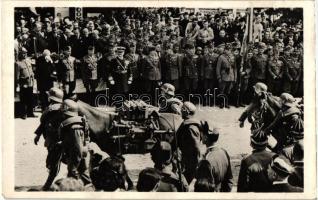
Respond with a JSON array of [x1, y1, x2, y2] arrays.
[[283, 51, 302, 96], [237, 133, 275, 192], [180, 43, 200, 96], [140, 46, 161, 101], [267, 49, 284, 96], [159, 83, 183, 115], [161, 46, 181, 91], [57, 46, 78, 98], [125, 42, 141, 95], [202, 126, 233, 192], [175, 101, 203, 184], [251, 42, 268, 85], [81, 46, 99, 104], [34, 87, 64, 190], [60, 99, 91, 185], [216, 43, 236, 108], [200, 45, 219, 98], [238, 48, 253, 105], [16, 47, 36, 119], [108, 46, 132, 97]]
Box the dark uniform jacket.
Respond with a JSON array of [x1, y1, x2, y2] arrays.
[[180, 54, 200, 79], [201, 53, 218, 79], [57, 56, 76, 83], [140, 56, 161, 81], [237, 149, 275, 192], [16, 58, 35, 87], [251, 54, 268, 80], [268, 58, 284, 80], [162, 52, 182, 81], [205, 145, 233, 192], [30, 31, 48, 55], [241, 57, 252, 79], [270, 183, 303, 192], [216, 54, 236, 82], [125, 53, 140, 79], [109, 57, 132, 93]]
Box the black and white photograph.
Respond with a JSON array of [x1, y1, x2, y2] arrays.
[[1, 1, 316, 198]]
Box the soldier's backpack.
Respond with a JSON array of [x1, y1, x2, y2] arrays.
[[59, 115, 90, 144]]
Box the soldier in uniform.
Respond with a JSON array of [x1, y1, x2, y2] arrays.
[[237, 133, 275, 192], [159, 83, 183, 115], [161, 45, 181, 91], [251, 42, 268, 85], [140, 46, 161, 102], [200, 45, 219, 102], [34, 87, 64, 190], [267, 49, 284, 96], [108, 46, 132, 99], [263, 93, 302, 153], [180, 43, 200, 96], [267, 155, 303, 192], [59, 99, 91, 185], [175, 102, 203, 184], [238, 48, 253, 105], [283, 50, 302, 96], [124, 42, 141, 95], [57, 46, 78, 98], [16, 47, 36, 119], [150, 141, 189, 192], [216, 43, 236, 108], [201, 126, 233, 192], [81, 46, 99, 105]]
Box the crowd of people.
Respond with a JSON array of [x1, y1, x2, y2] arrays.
[[14, 7, 304, 193], [15, 8, 303, 118]]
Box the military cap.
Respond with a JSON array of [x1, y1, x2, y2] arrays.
[[250, 131, 268, 148], [284, 46, 292, 52], [270, 155, 293, 177], [196, 47, 203, 51], [253, 82, 267, 94], [258, 42, 267, 49], [206, 125, 220, 142], [182, 101, 196, 115], [47, 87, 64, 103], [51, 177, 85, 191], [63, 45, 72, 51], [185, 43, 195, 49], [136, 168, 161, 192], [116, 46, 126, 53], [217, 43, 225, 49], [280, 93, 296, 107], [63, 99, 79, 117]]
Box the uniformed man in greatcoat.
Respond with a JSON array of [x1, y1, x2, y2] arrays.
[[57, 46, 78, 98], [81, 46, 99, 104], [16, 47, 36, 119]]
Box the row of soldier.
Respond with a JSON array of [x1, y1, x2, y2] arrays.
[[33, 81, 303, 192], [15, 39, 303, 119]]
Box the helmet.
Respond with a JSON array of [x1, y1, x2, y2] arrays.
[[280, 93, 296, 107], [253, 82, 267, 95], [161, 83, 175, 96], [63, 99, 79, 117], [47, 87, 64, 103], [181, 101, 196, 115]]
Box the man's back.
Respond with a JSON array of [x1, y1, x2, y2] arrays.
[[205, 146, 233, 192]]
